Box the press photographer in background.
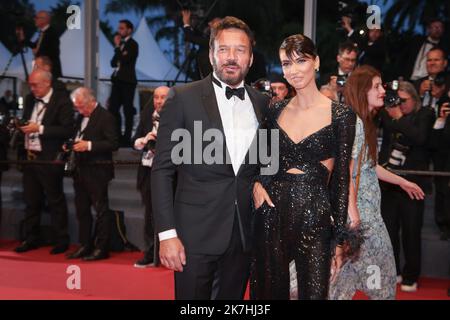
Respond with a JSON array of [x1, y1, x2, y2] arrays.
[[439, 101, 450, 241], [378, 81, 435, 292], [65, 87, 119, 262], [320, 41, 359, 103], [414, 47, 450, 238], [132, 86, 170, 268]]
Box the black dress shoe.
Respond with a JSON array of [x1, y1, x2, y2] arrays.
[[66, 246, 92, 259], [14, 241, 39, 253], [50, 244, 69, 255], [82, 249, 109, 261]]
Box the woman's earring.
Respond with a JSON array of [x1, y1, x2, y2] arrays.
[[315, 67, 319, 72]]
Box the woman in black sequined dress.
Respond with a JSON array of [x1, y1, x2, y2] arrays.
[[250, 34, 357, 300]]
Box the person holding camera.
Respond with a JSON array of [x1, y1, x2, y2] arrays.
[[415, 47, 449, 107], [65, 87, 119, 261], [378, 81, 435, 292], [341, 16, 386, 72], [132, 86, 169, 268], [320, 41, 359, 103], [14, 69, 74, 254], [182, 9, 221, 80], [16, 11, 62, 79], [415, 47, 450, 238], [32, 56, 68, 96]]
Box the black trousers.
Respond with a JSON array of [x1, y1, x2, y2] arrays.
[[22, 164, 69, 246], [174, 212, 250, 300], [431, 152, 450, 232], [108, 81, 136, 143], [381, 188, 424, 283], [73, 172, 112, 251], [139, 167, 156, 259]]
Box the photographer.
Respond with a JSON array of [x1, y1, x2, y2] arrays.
[[14, 69, 74, 255], [378, 81, 435, 292], [182, 9, 221, 80], [65, 88, 119, 261], [132, 86, 169, 268], [415, 47, 449, 108], [440, 102, 450, 240], [267, 73, 290, 103], [341, 16, 386, 72], [33, 56, 68, 96], [16, 11, 62, 79], [320, 41, 359, 102], [0, 101, 11, 227]]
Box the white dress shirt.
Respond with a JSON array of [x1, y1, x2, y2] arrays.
[[25, 88, 53, 152], [158, 73, 259, 242]]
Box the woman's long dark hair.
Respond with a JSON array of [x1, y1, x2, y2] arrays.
[[343, 65, 381, 165]]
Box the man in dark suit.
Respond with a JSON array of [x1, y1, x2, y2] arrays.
[[14, 69, 74, 254], [17, 11, 62, 79], [132, 86, 170, 268], [65, 87, 119, 261], [152, 16, 269, 300], [108, 20, 139, 147]]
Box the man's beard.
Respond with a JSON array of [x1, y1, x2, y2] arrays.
[[213, 60, 250, 86]]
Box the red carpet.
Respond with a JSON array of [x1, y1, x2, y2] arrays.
[[1, 240, 448, 300]]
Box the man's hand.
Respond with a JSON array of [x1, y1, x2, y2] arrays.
[[73, 140, 90, 152], [341, 16, 352, 33], [19, 122, 40, 134], [439, 102, 450, 119], [181, 9, 191, 26], [253, 182, 274, 209], [419, 79, 431, 96], [160, 237, 186, 272], [386, 106, 403, 120], [113, 34, 122, 47]]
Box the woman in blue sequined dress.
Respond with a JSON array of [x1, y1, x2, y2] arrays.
[[328, 65, 425, 300], [250, 34, 360, 300]]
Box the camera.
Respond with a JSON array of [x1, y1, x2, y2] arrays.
[[252, 78, 275, 98], [437, 96, 450, 116], [7, 117, 29, 148], [145, 139, 157, 152], [56, 138, 77, 176], [336, 75, 348, 87], [384, 80, 404, 108]]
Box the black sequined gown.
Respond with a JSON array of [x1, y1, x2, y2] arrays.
[[250, 99, 356, 300]]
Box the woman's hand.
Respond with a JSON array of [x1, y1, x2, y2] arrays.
[[399, 179, 425, 200], [330, 246, 344, 284], [252, 182, 274, 209]]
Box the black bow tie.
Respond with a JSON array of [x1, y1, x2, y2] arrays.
[[34, 98, 45, 104], [225, 86, 245, 100]]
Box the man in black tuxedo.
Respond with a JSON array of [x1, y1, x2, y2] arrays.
[[17, 11, 62, 79], [108, 20, 139, 147], [65, 88, 119, 261], [152, 16, 269, 300], [132, 86, 170, 268], [14, 69, 74, 254]]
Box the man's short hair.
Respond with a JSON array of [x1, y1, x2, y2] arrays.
[[119, 19, 134, 30], [36, 56, 53, 69], [338, 40, 359, 55], [427, 17, 444, 27], [428, 46, 447, 60], [209, 16, 254, 52]]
